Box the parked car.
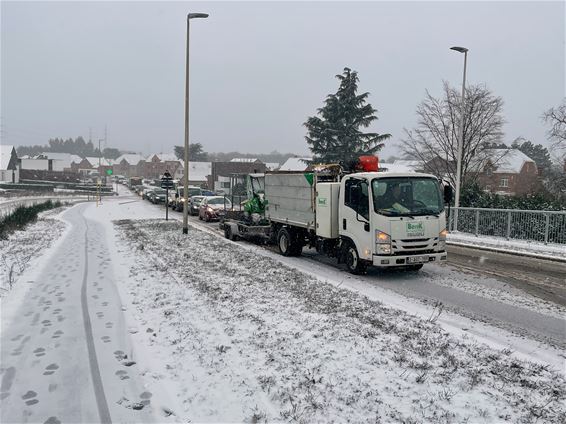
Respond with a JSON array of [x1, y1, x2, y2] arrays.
[[199, 196, 232, 222], [189, 195, 205, 216], [148, 188, 167, 204]]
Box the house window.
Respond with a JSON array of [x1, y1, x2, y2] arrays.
[[499, 177, 509, 188], [221, 182, 230, 189], [485, 167, 492, 176]]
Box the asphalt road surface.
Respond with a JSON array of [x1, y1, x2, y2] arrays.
[[446, 244, 566, 306]]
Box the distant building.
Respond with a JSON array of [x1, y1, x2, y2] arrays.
[[230, 158, 262, 163], [477, 149, 539, 196], [278, 157, 312, 171], [208, 161, 267, 193], [39, 152, 82, 171], [0, 145, 19, 183]]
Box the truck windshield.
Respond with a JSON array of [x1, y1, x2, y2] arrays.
[[372, 177, 443, 217]]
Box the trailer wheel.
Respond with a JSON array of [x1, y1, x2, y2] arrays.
[[224, 225, 238, 241], [344, 241, 367, 275]]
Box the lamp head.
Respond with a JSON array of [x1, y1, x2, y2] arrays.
[[450, 46, 468, 53], [188, 13, 209, 20]]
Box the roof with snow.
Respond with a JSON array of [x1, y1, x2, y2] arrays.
[[0, 145, 17, 170], [265, 162, 280, 171], [379, 162, 417, 173], [393, 159, 423, 170], [185, 161, 211, 181], [278, 157, 312, 171], [116, 153, 146, 165], [486, 149, 535, 173], [39, 152, 82, 166], [230, 158, 260, 163], [84, 157, 114, 167], [149, 153, 178, 162]]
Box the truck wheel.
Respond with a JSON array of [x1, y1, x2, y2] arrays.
[[277, 228, 294, 256], [344, 242, 367, 275]]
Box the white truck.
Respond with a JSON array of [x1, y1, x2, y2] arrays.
[[223, 163, 452, 274]]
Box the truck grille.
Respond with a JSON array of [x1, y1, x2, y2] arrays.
[[392, 237, 437, 255]]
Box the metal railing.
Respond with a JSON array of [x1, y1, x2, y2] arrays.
[[449, 207, 566, 245]]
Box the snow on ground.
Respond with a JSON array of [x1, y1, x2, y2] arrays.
[[448, 232, 566, 261], [0, 208, 67, 297], [113, 219, 565, 423]]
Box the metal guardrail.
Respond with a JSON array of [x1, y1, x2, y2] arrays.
[[450, 207, 566, 245], [0, 196, 89, 219]]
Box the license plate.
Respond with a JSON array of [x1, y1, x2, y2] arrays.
[[408, 255, 427, 264]]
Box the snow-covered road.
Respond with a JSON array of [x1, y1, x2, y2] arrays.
[[1, 201, 174, 423]]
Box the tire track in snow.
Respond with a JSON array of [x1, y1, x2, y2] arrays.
[[81, 218, 112, 424]]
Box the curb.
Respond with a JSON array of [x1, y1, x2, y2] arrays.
[[447, 241, 566, 264]]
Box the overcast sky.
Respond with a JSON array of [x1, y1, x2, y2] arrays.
[[1, 1, 564, 159]]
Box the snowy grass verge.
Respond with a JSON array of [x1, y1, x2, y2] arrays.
[[448, 233, 566, 261], [0, 213, 66, 296], [114, 219, 565, 423]]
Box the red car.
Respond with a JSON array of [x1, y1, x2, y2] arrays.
[[198, 196, 232, 222]]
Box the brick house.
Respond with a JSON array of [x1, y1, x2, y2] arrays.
[[477, 149, 539, 196]]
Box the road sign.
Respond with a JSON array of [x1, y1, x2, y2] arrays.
[[161, 170, 174, 189], [161, 170, 174, 220], [106, 169, 113, 176]]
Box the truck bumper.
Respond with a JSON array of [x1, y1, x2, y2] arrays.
[[372, 252, 447, 267]]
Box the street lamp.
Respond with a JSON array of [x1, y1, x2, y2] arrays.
[[183, 12, 209, 234], [450, 46, 468, 232]]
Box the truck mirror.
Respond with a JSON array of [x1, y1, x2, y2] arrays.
[[444, 185, 453, 204]]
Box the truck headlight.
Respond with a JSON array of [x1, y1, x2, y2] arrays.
[[438, 229, 447, 250], [375, 230, 391, 255]]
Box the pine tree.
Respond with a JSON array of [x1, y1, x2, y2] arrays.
[[304, 67, 390, 169]]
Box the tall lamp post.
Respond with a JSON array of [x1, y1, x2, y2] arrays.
[[183, 12, 209, 234], [450, 46, 468, 232]]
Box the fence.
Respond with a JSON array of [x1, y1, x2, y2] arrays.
[[449, 207, 566, 245]]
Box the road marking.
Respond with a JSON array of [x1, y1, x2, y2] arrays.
[[81, 217, 112, 424]]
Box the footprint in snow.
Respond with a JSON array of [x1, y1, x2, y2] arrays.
[[51, 330, 63, 339], [44, 417, 61, 424], [101, 336, 111, 343], [21, 390, 39, 406], [43, 364, 59, 376], [33, 348, 45, 357]]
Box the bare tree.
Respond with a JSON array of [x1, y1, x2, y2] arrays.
[[401, 82, 504, 187], [543, 99, 566, 157]]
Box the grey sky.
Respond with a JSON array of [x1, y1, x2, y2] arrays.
[[1, 1, 564, 159]]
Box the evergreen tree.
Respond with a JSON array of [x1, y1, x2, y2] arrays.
[[304, 67, 390, 168], [174, 143, 208, 161], [511, 138, 552, 175]]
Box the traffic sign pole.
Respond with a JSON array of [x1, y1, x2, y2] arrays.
[[161, 170, 174, 222]]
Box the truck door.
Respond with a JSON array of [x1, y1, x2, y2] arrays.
[[341, 177, 372, 260]]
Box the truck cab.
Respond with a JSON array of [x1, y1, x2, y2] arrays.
[[336, 172, 447, 273]]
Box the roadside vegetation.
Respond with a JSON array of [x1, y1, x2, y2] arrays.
[[0, 200, 62, 240]]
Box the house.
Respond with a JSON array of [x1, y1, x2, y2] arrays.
[[180, 161, 211, 187], [478, 149, 539, 196], [208, 161, 267, 193], [230, 158, 262, 163], [0, 145, 19, 183], [39, 152, 82, 171], [113, 153, 146, 177], [278, 157, 312, 171], [264, 162, 280, 171]]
